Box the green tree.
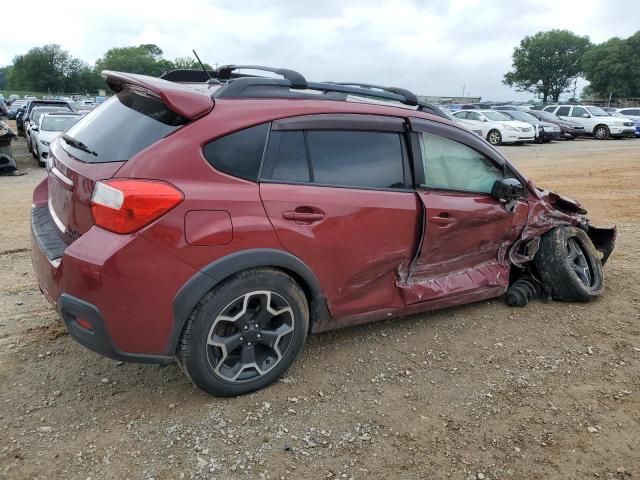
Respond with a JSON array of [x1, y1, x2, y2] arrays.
[[0, 66, 10, 89], [95, 44, 173, 77], [582, 31, 640, 98], [7, 44, 100, 93], [171, 56, 212, 70], [504, 30, 591, 103]]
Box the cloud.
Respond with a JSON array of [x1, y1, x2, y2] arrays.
[[2, 0, 638, 100]]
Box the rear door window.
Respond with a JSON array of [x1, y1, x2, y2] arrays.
[[262, 130, 406, 190], [556, 106, 570, 116], [307, 131, 405, 189], [61, 89, 188, 163]]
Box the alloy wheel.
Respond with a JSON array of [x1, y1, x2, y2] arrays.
[[567, 238, 593, 286], [206, 290, 295, 382], [488, 131, 501, 145]]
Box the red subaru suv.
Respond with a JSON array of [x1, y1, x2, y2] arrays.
[[31, 66, 615, 396]]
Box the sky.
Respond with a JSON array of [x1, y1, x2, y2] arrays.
[[2, 0, 638, 101]]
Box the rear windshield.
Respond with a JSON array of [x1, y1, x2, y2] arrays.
[[60, 89, 187, 163], [42, 116, 82, 132]]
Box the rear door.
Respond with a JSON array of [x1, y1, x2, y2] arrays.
[[259, 114, 419, 318], [404, 119, 529, 304]]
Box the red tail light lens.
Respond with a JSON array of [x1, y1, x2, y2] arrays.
[[90, 179, 183, 234]]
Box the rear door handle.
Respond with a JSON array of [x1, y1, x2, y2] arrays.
[[283, 211, 325, 222], [430, 214, 457, 226]]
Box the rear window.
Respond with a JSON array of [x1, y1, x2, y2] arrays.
[[60, 89, 187, 163]]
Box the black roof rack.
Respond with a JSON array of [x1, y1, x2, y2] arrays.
[[215, 65, 308, 89], [327, 82, 419, 106], [162, 64, 449, 119]]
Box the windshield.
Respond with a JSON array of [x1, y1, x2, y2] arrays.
[[483, 111, 511, 121], [42, 116, 82, 132], [536, 110, 560, 121], [504, 111, 537, 122], [587, 106, 610, 117]]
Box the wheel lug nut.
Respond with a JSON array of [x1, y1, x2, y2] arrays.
[[257, 333, 262, 339], [239, 336, 244, 342], [243, 325, 249, 331], [247, 341, 253, 347]]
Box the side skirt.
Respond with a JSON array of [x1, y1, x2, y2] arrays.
[[311, 285, 505, 333]]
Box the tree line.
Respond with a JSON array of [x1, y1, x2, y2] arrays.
[[1, 31, 638, 100], [0, 44, 210, 94], [504, 29, 640, 103]]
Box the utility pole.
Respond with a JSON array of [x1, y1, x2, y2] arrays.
[[462, 84, 465, 98]]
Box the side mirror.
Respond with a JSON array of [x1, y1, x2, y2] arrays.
[[582, 113, 590, 118], [31, 126, 38, 132], [491, 178, 523, 202]]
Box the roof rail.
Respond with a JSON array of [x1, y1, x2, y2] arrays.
[[215, 65, 308, 89], [160, 63, 449, 119], [327, 82, 419, 106]]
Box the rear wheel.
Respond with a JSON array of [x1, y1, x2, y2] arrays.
[[534, 226, 604, 301], [593, 125, 610, 140], [178, 268, 309, 396], [487, 129, 502, 146]]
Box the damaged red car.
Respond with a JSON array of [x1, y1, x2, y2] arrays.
[[30, 66, 616, 396]]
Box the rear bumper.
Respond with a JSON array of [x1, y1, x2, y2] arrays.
[[58, 294, 172, 363], [30, 182, 198, 361]]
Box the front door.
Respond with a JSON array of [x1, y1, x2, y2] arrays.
[[403, 121, 529, 304], [259, 115, 420, 318]]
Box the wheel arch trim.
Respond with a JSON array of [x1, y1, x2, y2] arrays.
[[166, 248, 331, 356]]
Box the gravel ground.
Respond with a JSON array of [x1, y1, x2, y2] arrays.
[[0, 126, 639, 480]]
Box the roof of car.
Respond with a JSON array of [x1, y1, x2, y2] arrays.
[[41, 111, 83, 116]]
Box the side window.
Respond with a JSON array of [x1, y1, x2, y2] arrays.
[[453, 111, 468, 119], [543, 106, 556, 113], [261, 131, 310, 183], [466, 111, 482, 121], [419, 132, 503, 194], [571, 107, 588, 117], [202, 123, 269, 181], [306, 131, 405, 189], [556, 106, 570, 116]]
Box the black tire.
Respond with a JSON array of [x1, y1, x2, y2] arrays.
[[534, 226, 604, 301], [36, 148, 45, 168], [593, 125, 610, 140], [177, 268, 309, 396], [28, 138, 34, 155], [487, 129, 502, 146]]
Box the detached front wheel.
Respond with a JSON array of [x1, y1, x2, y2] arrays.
[[178, 268, 309, 396], [534, 226, 604, 301]]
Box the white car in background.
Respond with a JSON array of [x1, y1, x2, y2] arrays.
[[616, 107, 640, 122], [439, 108, 484, 137], [452, 109, 535, 145], [543, 105, 635, 139], [30, 112, 84, 167]]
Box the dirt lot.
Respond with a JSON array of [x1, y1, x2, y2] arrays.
[[1, 127, 639, 480]]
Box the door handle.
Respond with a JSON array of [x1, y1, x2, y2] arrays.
[[283, 210, 325, 223], [430, 214, 457, 226]]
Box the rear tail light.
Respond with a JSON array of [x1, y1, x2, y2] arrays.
[[90, 179, 183, 234]]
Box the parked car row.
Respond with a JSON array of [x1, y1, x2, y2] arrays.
[[441, 102, 639, 143]]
